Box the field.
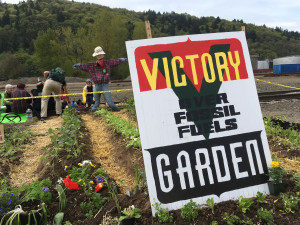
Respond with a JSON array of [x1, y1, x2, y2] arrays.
[[0, 75, 300, 225]]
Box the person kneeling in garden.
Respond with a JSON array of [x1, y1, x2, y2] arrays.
[[72, 46, 127, 112]]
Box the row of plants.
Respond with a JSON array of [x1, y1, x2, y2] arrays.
[[94, 108, 141, 149], [0, 127, 31, 160], [264, 116, 300, 150], [42, 108, 85, 161], [150, 190, 300, 224]]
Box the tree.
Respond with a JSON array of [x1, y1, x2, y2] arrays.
[[0, 52, 25, 79], [132, 22, 146, 40]]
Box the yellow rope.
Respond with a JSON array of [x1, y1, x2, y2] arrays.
[[255, 78, 300, 90], [4, 88, 133, 101]]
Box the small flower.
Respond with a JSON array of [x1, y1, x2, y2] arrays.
[[57, 177, 64, 184], [90, 181, 94, 184], [42, 187, 49, 192], [81, 160, 91, 165], [78, 163, 82, 166], [64, 166, 68, 171], [90, 163, 95, 168]]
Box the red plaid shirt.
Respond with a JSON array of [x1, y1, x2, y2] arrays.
[[79, 59, 121, 84]]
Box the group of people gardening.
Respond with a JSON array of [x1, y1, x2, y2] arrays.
[[0, 46, 127, 121]]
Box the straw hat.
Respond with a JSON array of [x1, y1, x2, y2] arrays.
[[92, 46, 106, 57]]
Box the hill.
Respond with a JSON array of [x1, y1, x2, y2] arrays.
[[0, 0, 299, 79]]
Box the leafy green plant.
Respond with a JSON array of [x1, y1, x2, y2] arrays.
[[206, 197, 214, 214], [119, 205, 141, 221], [181, 200, 200, 222], [95, 108, 141, 148], [80, 192, 107, 218], [44, 108, 84, 160], [124, 97, 136, 119], [280, 192, 300, 214], [0, 127, 31, 160], [211, 221, 218, 225], [256, 191, 267, 204], [257, 208, 274, 225], [238, 196, 254, 213], [20, 179, 52, 204], [153, 202, 174, 223], [223, 212, 241, 225], [264, 117, 300, 150]]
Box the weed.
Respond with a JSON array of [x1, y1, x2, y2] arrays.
[[153, 202, 174, 223], [206, 197, 214, 214], [181, 200, 200, 222], [257, 208, 274, 225], [238, 196, 254, 213]]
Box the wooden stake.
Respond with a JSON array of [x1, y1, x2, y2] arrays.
[[145, 20, 152, 39], [241, 26, 246, 32], [0, 124, 4, 144]]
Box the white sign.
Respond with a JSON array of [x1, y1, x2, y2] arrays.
[[126, 32, 272, 212]]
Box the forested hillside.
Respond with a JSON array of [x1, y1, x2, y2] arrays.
[[0, 0, 299, 79]]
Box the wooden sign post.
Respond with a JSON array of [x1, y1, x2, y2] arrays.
[[0, 124, 4, 143], [145, 20, 152, 39], [241, 26, 246, 32]]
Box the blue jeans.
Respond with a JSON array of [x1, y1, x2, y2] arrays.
[[92, 83, 120, 111]]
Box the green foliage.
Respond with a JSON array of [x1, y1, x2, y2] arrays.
[[238, 196, 254, 213], [124, 97, 136, 120], [181, 200, 200, 222], [0, 1, 299, 78], [119, 205, 141, 221], [80, 192, 107, 218], [264, 117, 300, 150], [280, 192, 300, 214], [0, 127, 31, 160], [206, 197, 214, 214], [223, 212, 241, 225], [20, 179, 52, 204], [45, 108, 84, 160], [257, 208, 274, 225], [153, 202, 174, 223], [69, 163, 92, 187], [105, 180, 120, 214], [256, 191, 267, 204], [56, 184, 66, 212], [95, 108, 141, 149], [292, 174, 300, 191]]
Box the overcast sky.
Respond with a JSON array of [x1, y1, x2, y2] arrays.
[[3, 0, 300, 32]]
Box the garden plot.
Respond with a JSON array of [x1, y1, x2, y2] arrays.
[[0, 103, 300, 225]]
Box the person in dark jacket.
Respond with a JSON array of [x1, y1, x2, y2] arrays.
[[31, 81, 55, 118], [12, 83, 32, 114]]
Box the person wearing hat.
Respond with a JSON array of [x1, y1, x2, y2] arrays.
[[1, 84, 14, 112], [82, 79, 95, 108], [11, 83, 32, 114], [72, 46, 127, 111]]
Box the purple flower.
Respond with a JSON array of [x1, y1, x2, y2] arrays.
[[42, 187, 49, 192], [96, 176, 105, 184]]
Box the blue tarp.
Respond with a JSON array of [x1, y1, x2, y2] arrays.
[[273, 64, 300, 73]]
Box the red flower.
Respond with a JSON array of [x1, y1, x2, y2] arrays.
[[95, 182, 104, 192], [64, 175, 79, 190]]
